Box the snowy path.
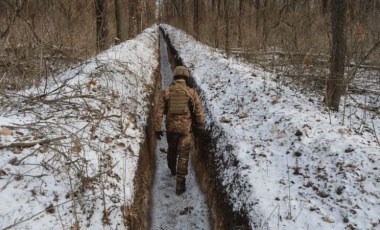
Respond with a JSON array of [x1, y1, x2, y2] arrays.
[[149, 33, 210, 230]]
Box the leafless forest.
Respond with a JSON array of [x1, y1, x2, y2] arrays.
[[0, 0, 156, 90], [1, 0, 380, 110]]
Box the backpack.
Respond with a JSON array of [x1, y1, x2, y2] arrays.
[[167, 81, 194, 116]]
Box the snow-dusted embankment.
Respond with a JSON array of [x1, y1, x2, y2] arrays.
[[161, 24, 380, 230], [0, 26, 159, 229]]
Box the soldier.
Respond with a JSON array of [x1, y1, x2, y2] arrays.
[[155, 66, 205, 195]]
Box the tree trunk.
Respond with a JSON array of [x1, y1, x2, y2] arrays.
[[255, 0, 261, 45], [326, 0, 346, 111], [129, 0, 137, 37], [181, 0, 186, 28], [114, 0, 123, 44], [238, 0, 243, 47], [193, 0, 199, 37], [215, 0, 221, 48], [262, 0, 268, 50], [224, 0, 230, 54], [135, 0, 142, 34], [95, 0, 107, 51]]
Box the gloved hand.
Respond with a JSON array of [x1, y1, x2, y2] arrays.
[[155, 131, 163, 140]]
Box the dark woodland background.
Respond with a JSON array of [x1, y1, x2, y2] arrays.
[[1, 0, 379, 110]]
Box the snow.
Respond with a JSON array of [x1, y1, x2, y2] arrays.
[[0, 25, 159, 229], [160, 24, 380, 229]]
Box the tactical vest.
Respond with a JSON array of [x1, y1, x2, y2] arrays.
[[168, 80, 190, 115]]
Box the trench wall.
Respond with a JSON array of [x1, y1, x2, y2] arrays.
[[125, 67, 161, 229]]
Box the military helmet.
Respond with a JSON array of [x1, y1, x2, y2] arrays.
[[173, 66, 190, 78]]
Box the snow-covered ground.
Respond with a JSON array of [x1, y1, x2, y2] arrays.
[[0, 26, 159, 229], [0, 22, 379, 230], [161, 24, 380, 230]]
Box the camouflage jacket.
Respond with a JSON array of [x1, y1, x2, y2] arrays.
[[155, 80, 205, 134]]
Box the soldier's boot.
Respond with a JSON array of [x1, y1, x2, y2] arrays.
[[169, 166, 176, 176], [176, 176, 186, 195]]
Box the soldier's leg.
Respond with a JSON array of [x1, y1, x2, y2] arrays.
[[176, 133, 192, 194], [166, 133, 179, 176]]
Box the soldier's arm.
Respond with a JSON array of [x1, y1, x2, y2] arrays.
[[155, 90, 165, 132], [192, 91, 205, 129]]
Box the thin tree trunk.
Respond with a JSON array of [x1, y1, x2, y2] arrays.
[[181, 0, 186, 27], [255, 0, 261, 46], [326, 0, 346, 111], [129, 0, 137, 37], [193, 0, 199, 37], [114, 0, 122, 44], [238, 0, 243, 47], [215, 0, 221, 48], [262, 0, 268, 50], [95, 0, 107, 51], [224, 0, 230, 54], [136, 0, 142, 34]]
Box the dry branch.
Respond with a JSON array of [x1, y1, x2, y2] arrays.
[[0, 136, 66, 149]]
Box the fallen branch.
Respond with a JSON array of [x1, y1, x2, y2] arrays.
[[348, 86, 380, 96], [0, 136, 66, 148]]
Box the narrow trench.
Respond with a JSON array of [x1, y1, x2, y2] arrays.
[[127, 29, 251, 230], [149, 32, 211, 230]]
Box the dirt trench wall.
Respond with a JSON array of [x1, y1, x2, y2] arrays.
[[160, 26, 251, 230], [124, 66, 161, 229]]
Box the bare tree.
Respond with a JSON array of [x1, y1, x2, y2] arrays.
[[237, 0, 243, 47], [114, 0, 128, 44], [129, 0, 137, 37], [193, 0, 200, 37], [224, 0, 230, 54], [215, 0, 221, 48], [95, 0, 107, 51], [325, 0, 347, 110]]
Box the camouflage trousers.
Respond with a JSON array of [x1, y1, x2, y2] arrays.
[[166, 132, 192, 188]]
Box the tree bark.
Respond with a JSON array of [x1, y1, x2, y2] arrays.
[[326, 0, 346, 111], [322, 0, 329, 14]]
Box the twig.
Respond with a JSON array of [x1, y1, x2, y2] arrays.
[[371, 117, 380, 146], [2, 194, 100, 230], [10, 147, 40, 165]]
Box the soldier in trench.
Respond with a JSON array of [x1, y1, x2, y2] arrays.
[[155, 66, 205, 195]]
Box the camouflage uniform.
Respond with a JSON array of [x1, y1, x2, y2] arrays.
[[155, 75, 205, 195]]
